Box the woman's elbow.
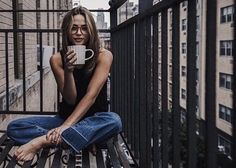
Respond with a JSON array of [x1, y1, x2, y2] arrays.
[[63, 94, 77, 105]]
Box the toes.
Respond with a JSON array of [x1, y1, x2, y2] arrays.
[[17, 152, 25, 161]]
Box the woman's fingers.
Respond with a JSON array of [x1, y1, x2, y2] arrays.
[[66, 52, 76, 62], [46, 129, 54, 140]]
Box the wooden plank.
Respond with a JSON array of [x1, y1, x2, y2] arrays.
[[106, 139, 121, 168], [5, 156, 17, 168], [36, 148, 50, 167], [0, 134, 7, 146], [96, 148, 106, 168], [22, 160, 34, 168], [82, 149, 90, 168], [0, 140, 15, 165], [51, 149, 63, 168], [67, 153, 76, 168], [114, 140, 130, 168]]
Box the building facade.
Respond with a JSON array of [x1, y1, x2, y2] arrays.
[[0, 0, 72, 127], [155, 0, 234, 158]]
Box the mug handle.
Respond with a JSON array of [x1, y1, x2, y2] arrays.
[[85, 49, 94, 61]]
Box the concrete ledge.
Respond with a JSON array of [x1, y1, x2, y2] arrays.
[[0, 67, 51, 111]]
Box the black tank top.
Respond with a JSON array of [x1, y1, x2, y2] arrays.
[[58, 51, 108, 120]]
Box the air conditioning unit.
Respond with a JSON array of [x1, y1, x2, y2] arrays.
[[37, 45, 54, 68]]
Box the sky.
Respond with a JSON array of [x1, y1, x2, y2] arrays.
[[77, 0, 110, 28], [74, 0, 139, 28], [79, 0, 110, 9]]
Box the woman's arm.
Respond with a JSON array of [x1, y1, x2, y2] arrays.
[[50, 52, 77, 104], [63, 49, 113, 126]]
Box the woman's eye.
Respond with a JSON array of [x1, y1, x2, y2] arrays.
[[72, 27, 77, 30], [81, 26, 88, 31]]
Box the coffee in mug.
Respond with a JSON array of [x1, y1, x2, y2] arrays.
[[67, 45, 94, 65]]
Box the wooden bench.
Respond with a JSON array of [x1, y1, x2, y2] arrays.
[[0, 133, 135, 168]]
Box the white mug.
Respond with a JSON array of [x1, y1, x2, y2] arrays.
[[67, 45, 94, 65]]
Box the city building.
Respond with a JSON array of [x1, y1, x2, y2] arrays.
[[96, 9, 111, 50], [159, 0, 234, 157]]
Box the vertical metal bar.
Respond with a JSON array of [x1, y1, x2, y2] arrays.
[[126, 26, 132, 143], [134, 22, 140, 158], [186, 0, 197, 167], [5, 32, 9, 112], [205, 0, 217, 167], [139, 19, 147, 168], [153, 13, 160, 168], [161, 9, 169, 168], [39, 32, 43, 112], [122, 28, 127, 136], [110, 7, 117, 113], [57, 31, 60, 111], [118, 30, 123, 131], [130, 24, 135, 150], [172, 4, 181, 168], [232, 0, 236, 166], [110, 31, 116, 112], [22, 32, 26, 111], [146, 16, 152, 168], [12, 0, 19, 79]]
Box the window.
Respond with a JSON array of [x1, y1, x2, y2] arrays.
[[182, 19, 187, 31], [219, 73, 232, 90], [220, 40, 233, 56], [221, 6, 234, 23], [181, 89, 186, 99], [219, 104, 232, 123], [182, 43, 187, 54], [181, 66, 186, 76], [218, 135, 232, 156]]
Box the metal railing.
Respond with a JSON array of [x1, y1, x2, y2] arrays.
[[0, 0, 235, 167], [109, 0, 236, 167], [0, 0, 110, 115]]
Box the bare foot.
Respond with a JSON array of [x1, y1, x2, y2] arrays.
[[14, 136, 47, 161]]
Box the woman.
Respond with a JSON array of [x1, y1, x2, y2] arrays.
[[7, 6, 122, 161]]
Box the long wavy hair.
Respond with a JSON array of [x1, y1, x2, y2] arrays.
[[61, 6, 100, 74]]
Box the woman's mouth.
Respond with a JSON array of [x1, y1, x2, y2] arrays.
[[75, 38, 84, 42]]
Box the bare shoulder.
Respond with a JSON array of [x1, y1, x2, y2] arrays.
[[50, 52, 63, 69], [98, 48, 113, 64]]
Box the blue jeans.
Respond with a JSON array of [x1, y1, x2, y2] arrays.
[[7, 112, 122, 153]]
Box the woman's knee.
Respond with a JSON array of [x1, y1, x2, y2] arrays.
[[107, 112, 122, 133], [7, 118, 33, 138], [7, 120, 21, 138]]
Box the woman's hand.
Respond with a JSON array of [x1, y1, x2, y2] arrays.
[[64, 50, 77, 72], [46, 124, 70, 145]]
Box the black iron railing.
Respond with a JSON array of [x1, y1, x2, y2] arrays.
[[0, 0, 110, 115], [109, 0, 235, 168], [0, 0, 236, 167]]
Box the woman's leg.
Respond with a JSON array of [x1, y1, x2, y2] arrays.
[[7, 115, 64, 144], [7, 115, 64, 161], [61, 112, 122, 153]]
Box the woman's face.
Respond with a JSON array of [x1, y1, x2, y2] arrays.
[[70, 14, 89, 45]]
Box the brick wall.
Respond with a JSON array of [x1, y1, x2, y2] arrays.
[[0, 0, 72, 125], [0, 0, 14, 93]]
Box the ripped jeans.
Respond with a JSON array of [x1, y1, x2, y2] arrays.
[[7, 112, 122, 153]]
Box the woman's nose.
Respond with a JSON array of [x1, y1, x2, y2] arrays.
[[76, 27, 82, 35]]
